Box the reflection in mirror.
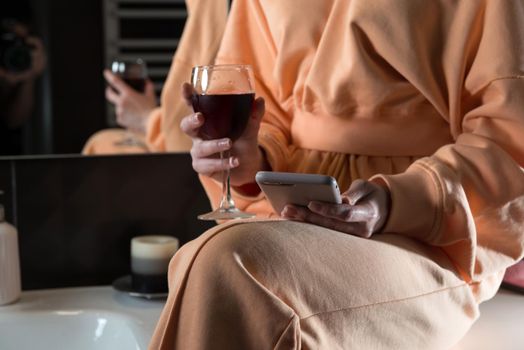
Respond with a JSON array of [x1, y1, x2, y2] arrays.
[[84, 0, 230, 156], [0, 0, 197, 157]]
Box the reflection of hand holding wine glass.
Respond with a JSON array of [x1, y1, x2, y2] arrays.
[[191, 64, 256, 221], [110, 58, 149, 148]]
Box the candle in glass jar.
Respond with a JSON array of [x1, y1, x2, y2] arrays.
[[131, 235, 179, 294]]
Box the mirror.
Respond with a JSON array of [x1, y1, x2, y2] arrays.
[[1, 0, 186, 156]]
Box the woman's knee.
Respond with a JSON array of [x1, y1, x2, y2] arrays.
[[192, 222, 278, 269]]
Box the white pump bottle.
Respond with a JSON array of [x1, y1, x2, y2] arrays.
[[0, 191, 21, 305]]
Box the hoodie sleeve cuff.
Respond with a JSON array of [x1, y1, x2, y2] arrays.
[[370, 161, 442, 241]]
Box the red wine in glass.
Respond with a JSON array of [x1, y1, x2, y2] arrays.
[[191, 64, 256, 221], [191, 93, 254, 141], [111, 59, 148, 93], [123, 77, 146, 93]]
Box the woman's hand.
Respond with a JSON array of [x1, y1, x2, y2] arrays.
[[179, 82, 267, 187], [104, 70, 158, 134], [281, 179, 391, 238]]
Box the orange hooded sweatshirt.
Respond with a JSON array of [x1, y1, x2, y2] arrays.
[[199, 0, 524, 294]]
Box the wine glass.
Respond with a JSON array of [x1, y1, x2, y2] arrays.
[[191, 64, 256, 221], [111, 58, 149, 148]]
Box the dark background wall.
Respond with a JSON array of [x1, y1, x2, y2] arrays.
[[32, 0, 107, 154]]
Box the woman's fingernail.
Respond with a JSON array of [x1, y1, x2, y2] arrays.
[[282, 205, 298, 217], [230, 157, 239, 167], [218, 139, 231, 148], [193, 113, 202, 123]]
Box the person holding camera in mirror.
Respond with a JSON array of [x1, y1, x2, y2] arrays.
[[0, 9, 46, 155]]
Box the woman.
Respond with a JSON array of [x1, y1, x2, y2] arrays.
[[150, 0, 524, 348]]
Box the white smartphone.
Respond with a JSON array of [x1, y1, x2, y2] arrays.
[[255, 171, 342, 214]]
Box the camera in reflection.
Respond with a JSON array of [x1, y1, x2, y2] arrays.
[[0, 23, 32, 73]]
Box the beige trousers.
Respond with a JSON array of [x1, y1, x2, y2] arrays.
[[149, 220, 484, 350]]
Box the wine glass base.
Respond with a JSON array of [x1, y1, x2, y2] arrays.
[[198, 207, 255, 221]]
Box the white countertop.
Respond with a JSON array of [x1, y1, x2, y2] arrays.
[[0, 285, 522, 349], [454, 288, 524, 350]]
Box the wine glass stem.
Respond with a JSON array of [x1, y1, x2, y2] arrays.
[[219, 150, 236, 210]]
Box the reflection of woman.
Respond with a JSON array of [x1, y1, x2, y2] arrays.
[[150, 0, 524, 349], [82, 0, 229, 155], [0, 3, 46, 155]]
